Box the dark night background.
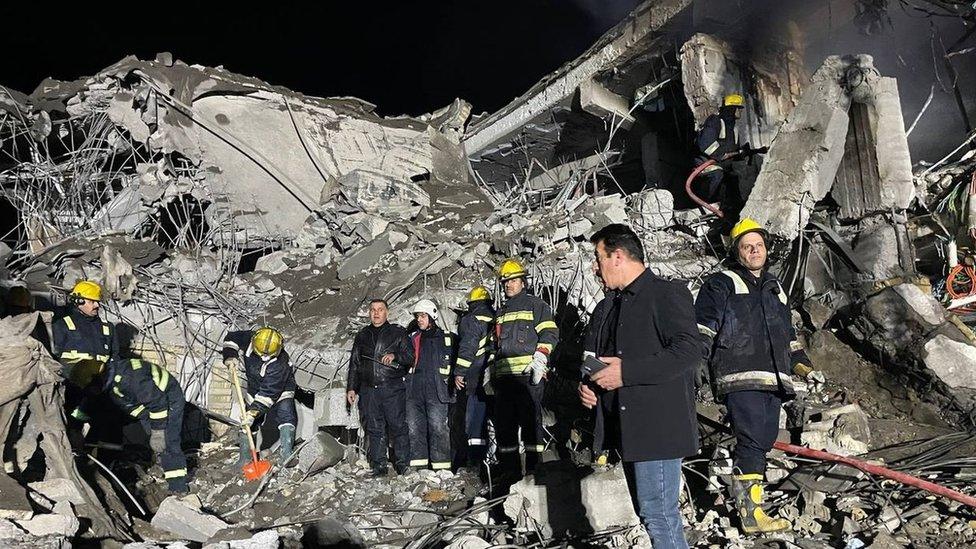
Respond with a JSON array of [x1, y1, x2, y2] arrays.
[[1, 1, 973, 160], [0, 2, 640, 117]]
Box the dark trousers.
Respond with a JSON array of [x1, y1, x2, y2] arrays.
[[465, 386, 492, 464], [247, 394, 298, 431], [493, 375, 545, 476], [358, 380, 409, 471], [724, 390, 781, 476], [141, 383, 188, 492], [406, 385, 451, 469]]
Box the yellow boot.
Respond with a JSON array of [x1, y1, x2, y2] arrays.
[[731, 473, 791, 534]]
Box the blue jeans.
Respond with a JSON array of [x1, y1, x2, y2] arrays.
[[627, 459, 688, 549]]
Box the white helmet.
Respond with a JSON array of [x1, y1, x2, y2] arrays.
[[412, 298, 438, 321]]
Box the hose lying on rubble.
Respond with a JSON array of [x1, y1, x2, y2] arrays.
[[772, 441, 976, 509]]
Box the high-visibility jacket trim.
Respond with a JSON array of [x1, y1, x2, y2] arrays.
[[498, 311, 534, 323], [63, 317, 76, 330], [495, 355, 533, 374], [535, 320, 557, 333], [130, 405, 146, 417], [164, 468, 187, 479], [431, 461, 451, 470], [721, 270, 749, 294], [149, 410, 169, 420]]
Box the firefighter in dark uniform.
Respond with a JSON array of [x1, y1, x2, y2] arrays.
[[405, 299, 455, 471], [695, 218, 824, 534], [493, 259, 559, 479], [694, 93, 747, 210], [222, 327, 297, 465], [52, 280, 119, 422], [453, 286, 495, 468], [106, 357, 189, 493]]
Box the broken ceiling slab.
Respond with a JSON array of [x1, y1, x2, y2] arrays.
[[741, 55, 916, 241], [464, 0, 693, 157], [578, 78, 634, 129]]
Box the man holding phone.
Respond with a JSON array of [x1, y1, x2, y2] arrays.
[[579, 224, 700, 549]]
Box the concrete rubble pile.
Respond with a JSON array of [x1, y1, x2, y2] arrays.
[[1, 0, 975, 546]]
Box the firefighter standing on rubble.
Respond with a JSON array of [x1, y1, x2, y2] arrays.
[[695, 218, 825, 534], [346, 299, 416, 477], [454, 286, 495, 472], [106, 357, 189, 493], [694, 93, 762, 215], [222, 327, 297, 465], [493, 259, 558, 480], [405, 299, 455, 471], [52, 280, 119, 423]]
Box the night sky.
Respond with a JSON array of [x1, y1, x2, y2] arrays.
[[0, 2, 639, 117]]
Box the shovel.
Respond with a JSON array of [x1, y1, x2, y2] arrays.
[[227, 360, 271, 481]]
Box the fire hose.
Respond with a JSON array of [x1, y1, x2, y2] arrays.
[[685, 146, 767, 219], [685, 159, 724, 218], [771, 441, 976, 509]]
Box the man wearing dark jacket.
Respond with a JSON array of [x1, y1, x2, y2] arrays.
[[106, 357, 189, 493], [52, 281, 119, 423], [222, 327, 297, 465], [695, 218, 821, 534], [494, 259, 559, 479], [694, 93, 748, 211], [346, 299, 416, 476], [453, 286, 495, 468], [406, 299, 454, 471], [579, 224, 700, 549]]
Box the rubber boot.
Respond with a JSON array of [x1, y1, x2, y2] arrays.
[[237, 431, 250, 467], [278, 424, 295, 465], [730, 473, 792, 534]]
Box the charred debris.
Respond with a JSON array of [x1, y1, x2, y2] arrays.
[[1, 0, 976, 547]]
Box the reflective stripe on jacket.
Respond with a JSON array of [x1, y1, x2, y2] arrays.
[[222, 330, 296, 414], [695, 266, 810, 399], [494, 291, 558, 376], [107, 358, 175, 429], [455, 301, 494, 383]]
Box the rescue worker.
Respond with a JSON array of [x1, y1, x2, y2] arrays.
[[346, 299, 416, 477], [106, 357, 189, 493], [453, 286, 495, 469], [493, 259, 559, 479], [695, 218, 824, 534], [694, 93, 750, 212], [52, 280, 118, 422], [406, 299, 455, 471], [222, 327, 297, 465]]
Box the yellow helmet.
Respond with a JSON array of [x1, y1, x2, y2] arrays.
[[71, 280, 103, 302], [497, 259, 528, 282], [252, 327, 283, 358], [729, 217, 767, 245], [723, 93, 745, 108], [467, 285, 490, 302]]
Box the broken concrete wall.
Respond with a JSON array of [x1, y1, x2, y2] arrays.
[[680, 32, 806, 149], [741, 54, 915, 241], [847, 282, 976, 425]]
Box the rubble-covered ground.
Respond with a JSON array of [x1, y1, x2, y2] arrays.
[[1, 0, 976, 547]]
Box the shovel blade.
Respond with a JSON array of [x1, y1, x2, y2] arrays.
[[243, 459, 271, 481]]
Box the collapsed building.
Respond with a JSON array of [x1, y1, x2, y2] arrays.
[[0, 0, 975, 547]]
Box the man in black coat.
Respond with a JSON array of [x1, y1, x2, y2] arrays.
[[346, 299, 416, 476], [579, 223, 699, 549]]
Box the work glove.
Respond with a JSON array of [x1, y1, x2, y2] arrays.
[[794, 363, 825, 391], [224, 357, 240, 368], [240, 408, 260, 428], [149, 429, 166, 454], [528, 351, 548, 385]]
